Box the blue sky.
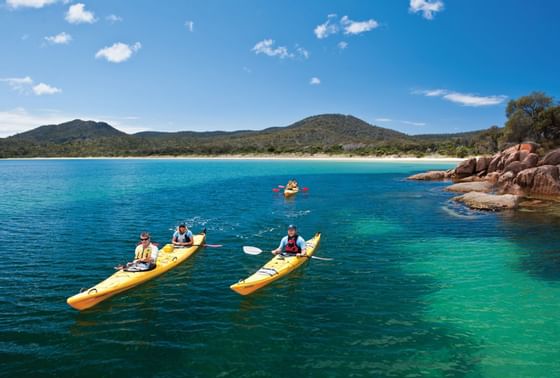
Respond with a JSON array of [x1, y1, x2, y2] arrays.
[[0, 0, 559, 137]]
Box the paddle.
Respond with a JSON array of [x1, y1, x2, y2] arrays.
[[278, 185, 285, 188], [272, 188, 280, 192], [173, 243, 223, 248], [242, 246, 333, 261]]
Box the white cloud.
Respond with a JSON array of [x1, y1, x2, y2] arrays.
[[252, 39, 293, 59], [409, 0, 444, 20], [65, 3, 96, 24], [315, 15, 379, 39], [0, 76, 33, 93], [375, 118, 392, 122], [414, 88, 507, 107], [314, 17, 338, 39], [32, 83, 61, 95], [337, 41, 348, 50], [6, 0, 57, 8], [310, 77, 321, 85], [401, 120, 426, 126], [296, 46, 309, 59], [44, 32, 72, 45], [95, 42, 141, 63], [106, 14, 123, 23], [340, 16, 379, 35], [185, 20, 194, 32]]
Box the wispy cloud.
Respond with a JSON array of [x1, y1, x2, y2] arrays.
[[414, 88, 507, 107], [340, 16, 379, 35], [185, 20, 194, 32], [0, 76, 33, 93], [296, 46, 309, 59], [337, 41, 348, 50], [314, 14, 379, 39], [0, 76, 61, 96], [44, 32, 72, 45], [375, 117, 425, 126], [65, 3, 96, 24], [6, 0, 57, 9], [409, 0, 444, 20], [106, 14, 123, 23], [314, 14, 339, 39], [310, 77, 321, 85], [252, 39, 293, 59], [95, 42, 142, 63]]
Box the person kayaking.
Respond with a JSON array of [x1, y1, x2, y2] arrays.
[[172, 224, 193, 247], [271, 224, 307, 257], [286, 179, 299, 190], [116, 232, 159, 272]]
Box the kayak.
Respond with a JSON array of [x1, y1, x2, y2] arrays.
[[230, 232, 321, 296], [284, 187, 299, 197], [67, 230, 206, 310]]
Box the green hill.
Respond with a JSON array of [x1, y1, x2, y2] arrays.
[[0, 114, 499, 158]]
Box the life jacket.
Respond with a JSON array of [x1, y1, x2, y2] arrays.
[[135, 244, 155, 260], [174, 231, 191, 243], [284, 235, 301, 254]]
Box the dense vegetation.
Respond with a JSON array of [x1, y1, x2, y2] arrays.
[[1, 93, 557, 158]]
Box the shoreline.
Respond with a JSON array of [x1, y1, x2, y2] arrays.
[[1, 154, 464, 163]]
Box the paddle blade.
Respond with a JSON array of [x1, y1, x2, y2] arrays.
[[278, 185, 285, 188], [204, 244, 223, 248], [243, 246, 263, 255], [272, 188, 280, 192], [302, 187, 309, 192]]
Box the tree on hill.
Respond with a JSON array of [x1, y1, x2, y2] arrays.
[[503, 92, 560, 148]]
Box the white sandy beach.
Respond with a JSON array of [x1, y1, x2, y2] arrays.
[[3, 154, 464, 163]]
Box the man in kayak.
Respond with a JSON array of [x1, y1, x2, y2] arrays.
[[116, 232, 159, 271], [271, 225, 307, 257], [172, 224, 193, 247]]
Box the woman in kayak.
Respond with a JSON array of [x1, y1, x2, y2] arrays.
[[271, 225, 307, 257], [116, 232, 159, 271], [172, 224, 193, 247]]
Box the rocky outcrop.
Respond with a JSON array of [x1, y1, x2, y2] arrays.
[[539, 148, 560, 166], [475, 156, 491, 173], [445, 181, 493, 193], [514, 165, 560, 195], [408, 170, 450, 180], [453, 192, 520, 211], [455, 158, 477, 178]]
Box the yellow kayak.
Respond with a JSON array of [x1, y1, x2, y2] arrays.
[[230, 232, 321, 296], [284, 187, 299, 197], [67, 231, 206, 310]]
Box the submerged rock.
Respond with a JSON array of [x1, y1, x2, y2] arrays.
[[445, 181, 494, 193], [453, 192, 520, 211], [408, 170, 450, 180]]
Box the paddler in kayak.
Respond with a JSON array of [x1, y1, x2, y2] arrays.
[[115, 232, 159, 271], [286, 179, 299, 190], [172, 224, 193, 247], [271, 224, 307, 257]]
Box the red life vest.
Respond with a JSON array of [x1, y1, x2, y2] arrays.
[[284, 235, 301, 254]]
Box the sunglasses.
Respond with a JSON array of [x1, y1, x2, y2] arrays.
[[140, 238, 149, 241]]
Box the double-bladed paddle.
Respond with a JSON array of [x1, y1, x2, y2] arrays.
[[242, 246, 332, 261]]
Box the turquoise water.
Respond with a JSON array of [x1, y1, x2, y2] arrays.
[[1, 159, 560, 377]]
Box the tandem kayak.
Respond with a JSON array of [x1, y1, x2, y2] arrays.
[[230, 232, 321, 296], [67, 230, 206, 310], [284, 187, 299, 197]]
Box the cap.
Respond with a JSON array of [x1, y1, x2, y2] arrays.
[[287, 224, 297, 230], [179, 224, 186, 228]]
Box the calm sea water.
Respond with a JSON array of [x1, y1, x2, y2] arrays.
[[1, 159, 560, 377]]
